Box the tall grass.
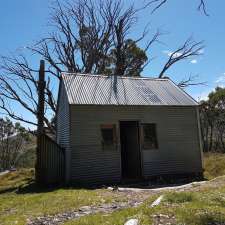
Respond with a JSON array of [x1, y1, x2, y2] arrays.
[[204, 153, 225, 180]]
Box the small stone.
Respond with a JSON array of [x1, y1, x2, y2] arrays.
[[151, 195, 164, 207], [79, 206, 91, 211], [53, 218, 59, 222], [124, 219, 139, 225], [159, 214, 166, 217], [107, 187, 114, 191]]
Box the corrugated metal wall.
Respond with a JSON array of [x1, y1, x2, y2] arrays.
[[70, 105, 202, 184], [38, 134, 65, 184], [70, 105, 121, 184], [56, 82, 70, 182], [57, 82, 70, 148], [142, 107, 202, 177]]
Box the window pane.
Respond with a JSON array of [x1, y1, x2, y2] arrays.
[[101, 124, 116, 150], [142, 124, 158, 149], [101, 128, 114, 145]]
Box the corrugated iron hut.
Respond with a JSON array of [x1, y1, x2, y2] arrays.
[[56, 73, 203, 185]]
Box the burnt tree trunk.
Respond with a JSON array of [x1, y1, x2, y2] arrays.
[[35, 60, 46, 184]]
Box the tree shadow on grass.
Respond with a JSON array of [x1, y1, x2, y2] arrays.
[[0, 179, 63, 195], [16, 181, 61, 194], [0, 180, 99, 195], [0, 172, 206, 195]]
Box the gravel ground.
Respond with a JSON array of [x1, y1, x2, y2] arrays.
[[27, 201, 143, 225]]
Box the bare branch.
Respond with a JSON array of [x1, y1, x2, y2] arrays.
[[198, 0, 209, 16], [145, 0, 209, 16], [0, 98, 37, 126], [158, 37, 204, 78], [145, 0, 167, 14], [177, 74, 207, 88], [0, 54, 56, 132]]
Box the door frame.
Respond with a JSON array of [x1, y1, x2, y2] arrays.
[[119, 120, 143, 180]]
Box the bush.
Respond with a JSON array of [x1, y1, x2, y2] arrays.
[[165, 192, 195, 204], [204, 153, 225, 179], [182, 210, 225, 225]]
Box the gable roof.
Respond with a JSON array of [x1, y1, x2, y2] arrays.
[[61, 73, 198, 106]]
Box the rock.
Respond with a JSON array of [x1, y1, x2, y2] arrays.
[[124, 219, 139, 225], [107, 186, 118, 191], [159, 214, 169, 218], [79, 206, 91, 211], [107, 187, 114, 191], [150, 195, 164, 207], [133, 202, 142, 207]]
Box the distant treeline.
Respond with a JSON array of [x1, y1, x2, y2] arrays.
[[0, 118, 36, 171], [200, 87, 225, 152]]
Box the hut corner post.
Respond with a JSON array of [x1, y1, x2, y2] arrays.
[[35, 60, 46, 184]]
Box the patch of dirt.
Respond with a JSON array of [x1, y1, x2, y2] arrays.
[[27, 201, 140, 225]]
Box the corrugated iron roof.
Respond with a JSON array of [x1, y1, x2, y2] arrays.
[[62, 73, 198, 106]]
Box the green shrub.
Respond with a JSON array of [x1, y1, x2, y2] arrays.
[[182, 210, 225, 225], [165, 192, 195, 204]]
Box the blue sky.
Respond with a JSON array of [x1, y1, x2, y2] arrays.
[[0, 0, 225, 128]]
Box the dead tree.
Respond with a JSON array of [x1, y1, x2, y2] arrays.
[[0, 0, 161, 133], [36, 60, 46, 184], [30, 0, 160, 76], [0, 0, 205, 133]]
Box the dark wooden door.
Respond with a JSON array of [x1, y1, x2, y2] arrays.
[[120, 121, 141, 179]]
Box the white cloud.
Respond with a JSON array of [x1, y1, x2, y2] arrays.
[[198, 49, 204, 54], [162, 50, 182, 58], [191, 73, 225, 102], [192, 91, 209, 102], [190, 59, 197, 64], [162, 50, 170, 54], [163, 48, 204, 65], [163, 50, 200, 63], [215, 74, 225, 84]]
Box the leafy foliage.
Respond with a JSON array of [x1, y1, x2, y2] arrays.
[[0, 118, 30, 170], [200, 87, 225, 152], [109, 39, 148, 76]]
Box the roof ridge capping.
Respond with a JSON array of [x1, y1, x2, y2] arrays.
[[61, 72, 169, 81]]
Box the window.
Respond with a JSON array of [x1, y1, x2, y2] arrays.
[[141, 123, 158, 149], [101, 124, 117, 150]]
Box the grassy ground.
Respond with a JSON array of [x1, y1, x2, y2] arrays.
[[65, 185, 225, 225], [0, 170, 127, 225], [1, 153, 225, 225]]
